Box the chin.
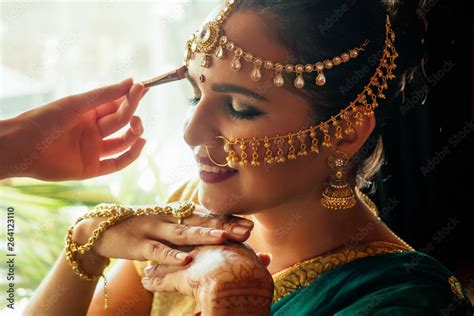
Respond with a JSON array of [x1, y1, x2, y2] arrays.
[[198, 181, 249, 216]]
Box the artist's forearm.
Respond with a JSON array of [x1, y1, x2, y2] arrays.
[[24, 251, 108, 316], [0, 116, 25, 179]]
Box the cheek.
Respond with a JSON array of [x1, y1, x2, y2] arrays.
[[198, 155, 328, 215]]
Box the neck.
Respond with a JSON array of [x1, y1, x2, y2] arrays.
[[245, 188, 385, 274]]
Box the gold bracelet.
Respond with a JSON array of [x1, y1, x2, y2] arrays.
[[65, 227, 111, 310], [73, 201, 195, 254], [65, 227, 107, 281], [64, 201, 195, 309]]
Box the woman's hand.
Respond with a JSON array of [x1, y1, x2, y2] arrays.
[[141, 243, 274, 316], [72, 204, 255, 273], [0, 78, 147, 181]]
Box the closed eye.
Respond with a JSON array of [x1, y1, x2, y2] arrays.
[[187, 97, 266, 120]]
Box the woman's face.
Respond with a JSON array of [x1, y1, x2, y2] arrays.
[[183, 10, 331, 215]]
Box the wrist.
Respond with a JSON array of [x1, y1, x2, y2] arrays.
[[70, 220, 109, 275]]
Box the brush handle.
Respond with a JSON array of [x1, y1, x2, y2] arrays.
[[141, 70, 181, 88]]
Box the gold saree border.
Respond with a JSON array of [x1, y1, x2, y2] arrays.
[[272, 241, 414, 303]]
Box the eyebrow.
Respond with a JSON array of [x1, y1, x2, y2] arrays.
[[185, 73, 267, 101], [212, 83, 266, 101]]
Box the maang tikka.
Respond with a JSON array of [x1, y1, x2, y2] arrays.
[[185, 0, 398, 169]]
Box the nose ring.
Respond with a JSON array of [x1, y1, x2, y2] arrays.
[[205, 136, 229, 167]]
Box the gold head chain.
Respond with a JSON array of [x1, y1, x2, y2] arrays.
[[185, 0, 398, 168]]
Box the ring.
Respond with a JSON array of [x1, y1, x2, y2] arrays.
[[205, 136, 230, 167], [170, 201, 195, 224]]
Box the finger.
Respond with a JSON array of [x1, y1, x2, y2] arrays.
[[57, 78, 134, 123], [141, 240, 192, 266], [257, 253, 272, 267], [159, 208, 254, 242], [100, 116, 144, 157], [130, 115, 144, 134], [142, 270, 192, 296], [95, 96, 126, 119], [97, 138, 146, 176], [96, 87, 147, 119], [97, 83, 145, 137], [150, 223, 228, 246], [144, 264, 183, 278]]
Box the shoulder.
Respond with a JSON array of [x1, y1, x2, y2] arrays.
[[272, 251, 473, 316], [330, 251, 473, 315], [166, 178, 200, 203]]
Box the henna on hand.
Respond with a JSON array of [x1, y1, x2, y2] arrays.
[[142, 243, 274, 315]]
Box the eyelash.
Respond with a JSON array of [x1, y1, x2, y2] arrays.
[[187, 97, 265, 120]]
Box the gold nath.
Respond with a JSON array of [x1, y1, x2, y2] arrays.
[[185, 0, 398, 168]]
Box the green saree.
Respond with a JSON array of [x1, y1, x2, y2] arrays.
[[271, 250, 473, 315], [134, 180, 473, 315]]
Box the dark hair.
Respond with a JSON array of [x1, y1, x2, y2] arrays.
[[235, 0, 427, 191]]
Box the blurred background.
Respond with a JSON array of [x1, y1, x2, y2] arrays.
[[0, 0, 218, 313]]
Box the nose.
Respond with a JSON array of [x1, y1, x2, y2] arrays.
[[182, 97, 222, 149]]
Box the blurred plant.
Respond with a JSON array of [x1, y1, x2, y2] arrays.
[[0, 154, 170, 302], [0, 179, 116, 299]]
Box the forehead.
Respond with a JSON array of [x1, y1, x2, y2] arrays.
[[187, 10, 295, 97]]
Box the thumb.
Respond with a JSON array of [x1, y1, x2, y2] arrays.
[[57, 78, 134, 122]]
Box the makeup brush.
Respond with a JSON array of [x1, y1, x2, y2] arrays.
[[140, 65, 188, 88]]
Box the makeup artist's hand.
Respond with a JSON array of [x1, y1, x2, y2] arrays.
[[0, 78, 147, 181], [142, 243, 274, 316]]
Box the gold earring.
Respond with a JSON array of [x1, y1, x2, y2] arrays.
[[321, 150, 356, 210]]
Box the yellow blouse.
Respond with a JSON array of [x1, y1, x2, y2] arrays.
[[133, 179, 412, 315]]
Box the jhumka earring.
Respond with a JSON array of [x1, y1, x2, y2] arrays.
[[321, 150, 356, 210]]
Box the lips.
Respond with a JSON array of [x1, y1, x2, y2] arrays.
[[195, 155, 238, 184], [195, 156, 238, 172]]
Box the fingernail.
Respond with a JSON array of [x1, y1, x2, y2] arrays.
[[237, 219, 254, 228], [232, 226, 249, 235], [141, 277, 150, 284], [121, 77, 133, 84], [175, 252, 188, 260], [144, 265, 154, 275], [210, 229, 225, 237], [131, 118, 143, 134]]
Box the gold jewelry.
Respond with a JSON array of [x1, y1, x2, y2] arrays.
[[64, 201, 195, 310], [272, 241, 413, 303], [321, 150, 356, 210], [184, 0, 398, 168], [171, 201, 196, 224], [65, 229, 110, 310], [205, 144, 229, 167], [356, 187, 414, 251], [185, 0, 368, 88]]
